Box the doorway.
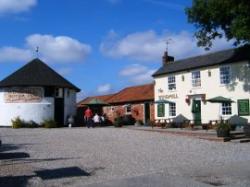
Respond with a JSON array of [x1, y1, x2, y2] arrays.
[[192, 100, 201, 125], [144, 103, 150, 123], [54, 98, 64, 126]]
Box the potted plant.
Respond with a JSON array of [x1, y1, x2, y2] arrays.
[[216, 123, 231, 137]]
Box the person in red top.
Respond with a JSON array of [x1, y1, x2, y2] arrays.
[[84, 107, 93, 128]]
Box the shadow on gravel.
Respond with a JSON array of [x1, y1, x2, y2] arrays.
[[194, 176, 225, 186], [35, 167, 91, 180], [0, 144, 20, 152], [0, 166, 93, 186], [0, 152, 30, 160], [0, 175, 32, 187], [0, 157, 80, 167]]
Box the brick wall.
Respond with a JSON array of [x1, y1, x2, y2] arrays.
[[103, 102, 155, 124]]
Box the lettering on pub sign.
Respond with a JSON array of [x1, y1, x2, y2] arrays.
[[158, 94, 178, 100], [4, 87, 43, 103]]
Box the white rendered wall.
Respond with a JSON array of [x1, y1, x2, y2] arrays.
[[154, 61, 250, 123], [64, 88, 77, 124], [0, 87, 54, 126]]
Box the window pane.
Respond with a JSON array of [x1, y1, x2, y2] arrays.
[[221, 102, 232, 115], [220, 66, 230, 84], [192, 71, 201, 87], [168, 76, 176, 90], [169, 103, 176, 116], [126, 105, 131, 113]]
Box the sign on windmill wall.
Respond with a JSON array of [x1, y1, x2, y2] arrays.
[[4, 87, 43, 103]]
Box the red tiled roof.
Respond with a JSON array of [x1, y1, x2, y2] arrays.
[[77, 83, 154, 107], [107, 83, 154, 104], [77, 94, 115, 107]]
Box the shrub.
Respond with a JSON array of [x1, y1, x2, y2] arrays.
[[11, 117, 24, 128], [122, 115, 136, 126], [114, 116, 123, 127], [216, 123, 231, 137], [216, 123, 231, 131], [25, 120, 39, 128], [42, 119, 57, 128]]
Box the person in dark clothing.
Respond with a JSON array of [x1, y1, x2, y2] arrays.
[[84, 107, 93, 128]]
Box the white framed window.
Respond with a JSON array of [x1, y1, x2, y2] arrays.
[[220, 66, 230, 85], [169, 103, 176, 117], [221, 102, 232, 115], [55, 88, 63, 98], [125, 104, 132, 114], [192, 71, 201, 87], [168, 75, 176, 90]]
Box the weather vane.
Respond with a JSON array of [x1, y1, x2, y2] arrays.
[[35, 46, 39, 58], [165, 38, 173, 52]]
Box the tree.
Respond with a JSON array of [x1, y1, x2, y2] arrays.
[[185, 0, 250, 49]]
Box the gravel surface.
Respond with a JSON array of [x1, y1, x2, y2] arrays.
[[0, 127, 250, 187]]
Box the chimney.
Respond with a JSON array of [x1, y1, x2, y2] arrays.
[[162, 51, 174, 66]]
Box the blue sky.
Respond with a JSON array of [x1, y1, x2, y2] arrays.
[[0, 0, 234, 100]]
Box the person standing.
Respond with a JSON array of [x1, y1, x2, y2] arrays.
[[84, 107, 93, 128], [93, 113, 101, 127]]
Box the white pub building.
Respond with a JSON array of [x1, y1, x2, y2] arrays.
[[0, 58, 80, 126], [153, 46, 250, 125]]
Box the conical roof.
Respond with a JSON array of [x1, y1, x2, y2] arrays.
[[0, 58, 80, 92]]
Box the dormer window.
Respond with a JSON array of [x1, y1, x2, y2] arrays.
[[168, 75, 176, 91]]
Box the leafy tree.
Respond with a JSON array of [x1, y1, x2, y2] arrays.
[[186, 0, 250, 49]]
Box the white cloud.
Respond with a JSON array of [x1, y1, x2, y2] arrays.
[[0, 47, 32, 62], [100, 30, 234, 62], [0, 0, 37, 15], [120, 64, 156, 84], [57, 67, 73, 76], [120, 64, 148, 76], [26, 34, 91, 63], [97, 84, 112, 94], [0, 34, 91, 63]]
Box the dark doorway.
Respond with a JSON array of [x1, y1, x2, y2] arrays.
[[144, 103, 150, 123], [192, 100, 201, 125], [55, 98, 64, 126]]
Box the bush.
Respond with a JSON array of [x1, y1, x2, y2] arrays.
[[216, 123, 231, 131], [11, 117, 24, 128], [114, 116, 123, 127], [25, 120, 39, 128], [11, 117, 40, 128], [216, 123, 231, 137], [122, 115, 136, 126], [42, 119, 57, 128]]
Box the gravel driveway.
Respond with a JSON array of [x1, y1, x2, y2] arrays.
[[0, 127, 250, 187]]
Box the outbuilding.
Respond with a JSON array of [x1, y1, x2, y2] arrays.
[[0, 58, 80, 126], [77, 84, 155, 124]]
